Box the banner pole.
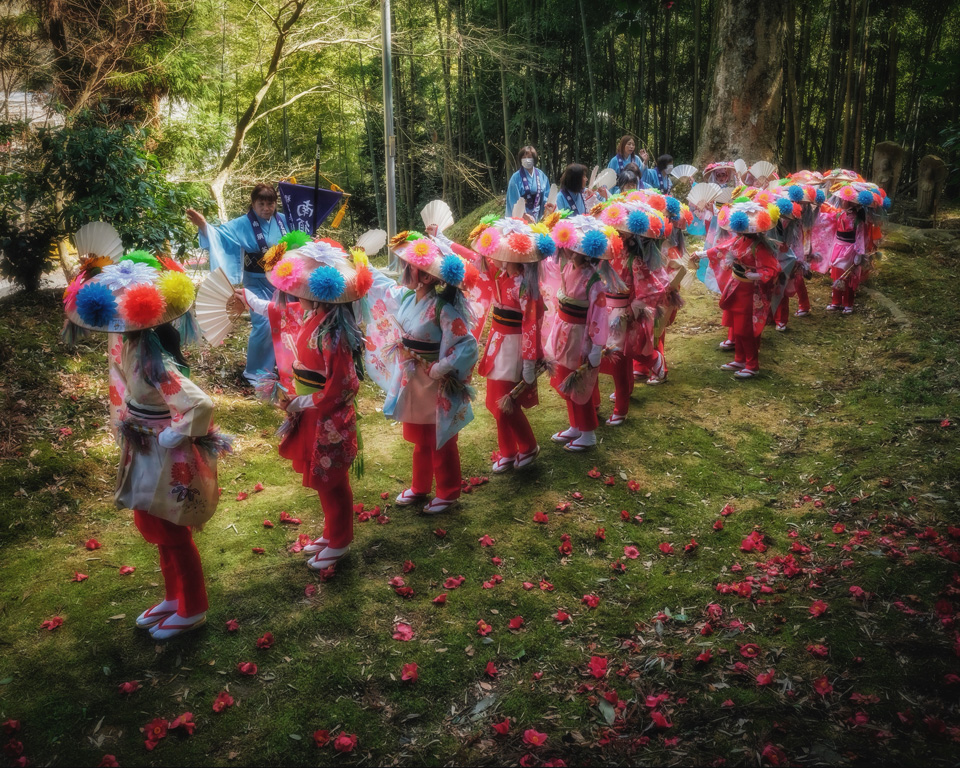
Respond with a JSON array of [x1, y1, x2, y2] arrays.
[[382, 0, 397, 268]]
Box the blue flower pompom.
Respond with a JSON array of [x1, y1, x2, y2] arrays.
[[581, 229, 608, 258], [729, 210, 750, 233], [815, 189, 826, 205], [882, 195, 892, 211], [665, 196, 681, 220], [309, 265, 346, 302], [627, 210, 650, 235], [776, 197, 794, 217], [76, 282, 117, 327], [788, 185, 805, 202], [440, 254, 465, 285], [536, 233, 556, 257], [857, 190, 874, 207]]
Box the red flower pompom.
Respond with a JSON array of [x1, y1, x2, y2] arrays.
[[120, 283, 166, 326], [756, 211, 772, 230], [507, 232, 532, 254], [354, 264, 373, 296]]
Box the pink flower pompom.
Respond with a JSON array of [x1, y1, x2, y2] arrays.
[[551, 220, 577, 250], [405, 238, 439, 267], [474, 227, 501, 257], [601, 204, 627, 228], [271, 256, 303, 291]]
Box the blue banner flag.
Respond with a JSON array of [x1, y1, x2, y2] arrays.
[[277, 181, 343, 234]]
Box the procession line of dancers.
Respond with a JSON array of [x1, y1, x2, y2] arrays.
[[60, 164, 889, 638]]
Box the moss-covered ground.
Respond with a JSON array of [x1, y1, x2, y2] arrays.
[[1, 221, 959, 766]]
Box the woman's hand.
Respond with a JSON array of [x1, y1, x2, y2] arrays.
[[284, 395, 313, 413], [186, 208, 208, 233], [425, 224, 439, 237], [157, 427, 189, 449], [227, 288, 248, 316], [543, 202, 557, 216], [745, 271, 761, 281]]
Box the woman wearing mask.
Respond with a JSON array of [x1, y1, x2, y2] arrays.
[[643, 155, 674, 194], [506, 146, 551, 221]]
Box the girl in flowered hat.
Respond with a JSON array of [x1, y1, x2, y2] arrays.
[[233, 233, 371, 570], [362, 228, 479, 515], [818, 183, 888, 314], [63, 230, 229, 640], [543, 215, 621, 450], [694, 201, 782, 378], [461, 215, 549, 472]]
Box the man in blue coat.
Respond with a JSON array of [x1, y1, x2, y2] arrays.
[[187, 184, 287, 384]]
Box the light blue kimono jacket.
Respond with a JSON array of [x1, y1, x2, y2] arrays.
[[506, 168, 550, 220], [361, 268, 478, 448]]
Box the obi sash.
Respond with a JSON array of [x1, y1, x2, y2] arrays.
[[402, 336, 441, 361], [293, 366, 326, 396], [558, 299, 588, 324], [243, 210, 287, 273], [491, 305, 523, 333], [605, 292, 631, 309], [836, 229, 856, 243]]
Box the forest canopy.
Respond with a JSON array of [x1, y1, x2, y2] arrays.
[[0, 0, 957, 265]]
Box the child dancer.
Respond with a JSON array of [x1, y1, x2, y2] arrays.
[[695, 201, 782, 378], [63, 233, 226, 639], [544, 215, 621, 450], [235, 234, 372, 570], [363, 230, 479, 514], [464, 215, 549, 472], [821, 183, 889, 314]]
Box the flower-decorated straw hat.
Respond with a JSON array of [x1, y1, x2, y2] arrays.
[[831, 181, 891, 211], [469, 215, 556, 263], [597, 197, 669, 240], [717, 198, 781, 234], [265, 232, 376, 304], [64, 227, 196, 334], [549, 213, 621, 259], [388, 229, 478, 289]]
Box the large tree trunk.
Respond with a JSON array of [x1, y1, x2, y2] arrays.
[[694, 0, 786, 166]]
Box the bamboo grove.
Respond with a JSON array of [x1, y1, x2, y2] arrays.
[[1, 0, 958, 232]]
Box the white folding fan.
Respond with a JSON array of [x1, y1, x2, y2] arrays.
[[588, 165, 599, 189], [670, 164, 698, 182], [734, 159, 748, 178], [749, 160, 778, 186], [715, 187, 734, 205], [73, 222, 124, 262], [685, 182, 722, 213], [512, 197, 527, 218], [195, 267, 239, 346], [420, 200, 454, 233], [592, 168, 617, 190], [355, 228, 387, 256], [547, 183, 559, 207]]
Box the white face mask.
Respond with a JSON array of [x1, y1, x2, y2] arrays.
[[521, 158, 535, 171], [666, 164, 674, 175]]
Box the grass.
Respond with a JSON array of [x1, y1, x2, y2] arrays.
[[1, 221, 960, 766]]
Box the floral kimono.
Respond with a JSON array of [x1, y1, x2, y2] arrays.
[[111, 335, 220, 530], [363, 268, 478, 448]]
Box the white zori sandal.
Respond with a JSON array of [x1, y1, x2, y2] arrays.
[[149, 612, 207, 640], [422, 497, 457, 515], [307, 546, 350, 571]]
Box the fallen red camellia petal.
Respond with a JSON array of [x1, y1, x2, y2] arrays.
[[393, 622, 414, 641], [118, 681, 141, 695], [587, 656, 608, 679], [582, 594, 600, 608], [170, 712, 195, 736], [256, 632, 274, 650], [658, 542, 674, 556], [478, 535, 495, 547], [485, 661, 498, 678], [253, 482, 265, 492], [522, 729, 548, 747], [624, 545, 641, 559], [812, 675, 833, 696], [236, 491, 248, 501], [432, 594, 447, 605], [143, 717, 168, 746], [225, 619, 239, 632], [756, 669, 776, 686], [237, 662, 258, 676], [251, 547, 265, 554], [491, 718, 511, 736], [98, 755, 119, 767], [85, 538, 101, 550], [509, 616, 525, 630], [401, 662, 418, 682], [477, 620, 493, 636], [809, 600, 829, 617], [71, 572, 88, 582], [402, 560, 416, 573], [313, 729, 330, 748], [433, 528, 447, 538], [533, 511, 549, 524], [119, 565, 136, 576], [554, 610, 570, 623], [333, 733, 358, 753], [212, 691, 234, 712], [41, 616, 64, 631]]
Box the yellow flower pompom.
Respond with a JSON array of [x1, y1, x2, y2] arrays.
[[529, 223, 549, 236], [767, 204, 781, 225], [351, 247, 369, 267], [602, 225, 617, 239], [262, 242, 287, 271], [157, 270, 195, 313]]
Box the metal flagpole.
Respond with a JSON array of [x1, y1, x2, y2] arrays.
[[381, 0, 397, 268], [312, 123, 323, 236]]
